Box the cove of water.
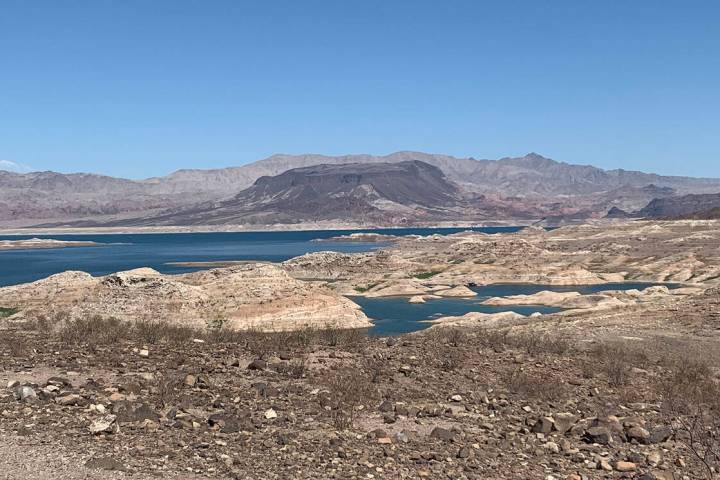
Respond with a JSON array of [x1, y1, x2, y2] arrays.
[[0, 227, 521, 287], [357, 282, 676, 336]]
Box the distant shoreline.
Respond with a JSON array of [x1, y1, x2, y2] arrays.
[[0, 220, 533, 236]]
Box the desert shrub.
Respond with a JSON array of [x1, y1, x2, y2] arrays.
[[205, 324, 247, 344], [363, 355, 387, 384], [242, 329, 282, 358], [478, 328, 511, 352], [433, 327, 467, 347], [58, 315, 131, 345], [438, 346, 465, 372], [590, 342, 648, 387], [318, 327, 365, 347], [354, 283, 379, 293], [156, 372, 187, 408], [657, 357, 720, 479], [504, 368, 568, 402], [277, 357, 308, 379], [413, 271, 440, 279], [476, 328, 572, 356], [0, 331, 28, 357], [322, 367, 377, 430], [28, 313, 51, 331], [0, 307, 18, 318], [132, 319, 170, 344]]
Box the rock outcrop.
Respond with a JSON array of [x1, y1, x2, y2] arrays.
[[0, 264, 371, 331]]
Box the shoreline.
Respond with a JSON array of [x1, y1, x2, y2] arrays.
[[0, 220, 535, 236]]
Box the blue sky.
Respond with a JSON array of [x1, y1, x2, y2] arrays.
[[1, 1, 718, 178]]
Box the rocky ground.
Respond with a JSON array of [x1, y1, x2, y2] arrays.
[[1, 319, 718, 479]]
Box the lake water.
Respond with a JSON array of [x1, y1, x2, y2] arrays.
[[0, 228, 669, 336], [0, 227, 522, 287], [357, 282, 674, 335]]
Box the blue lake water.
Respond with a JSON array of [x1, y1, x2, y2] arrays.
[[0, 227, 522, 287], [357, 282, 675, 335]]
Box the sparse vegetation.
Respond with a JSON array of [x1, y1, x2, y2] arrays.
[[0, 306, 18, 318], [413, 270, 441, 279], [322, 368, 377, 429], [504, 367, 568, 401], [657, 358, 720, 479], [353, 282, 379, 293]]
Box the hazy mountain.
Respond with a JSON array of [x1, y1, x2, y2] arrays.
[[3, 151, 720, 227], [144, 151, 720, 197], [90, 161, 490, 226]]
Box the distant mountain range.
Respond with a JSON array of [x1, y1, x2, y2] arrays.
[[2, 151, 720, 227]]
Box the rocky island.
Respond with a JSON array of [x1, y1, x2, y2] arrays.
[[0, 238, 101, 250]]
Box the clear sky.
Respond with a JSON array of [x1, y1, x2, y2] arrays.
[[1, 0, 718, 178]]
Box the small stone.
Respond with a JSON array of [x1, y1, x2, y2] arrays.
[[7, 380, 19, 389], [55, 394, 83, 406], [378, 400, 394, 412], [626, 425, 650, 443], [13, 385, 37, 403], [264, 408, 278, 420], [138, 349, 149, 358], [532, 417, 554, 434], [552, 412, 577, 434], [648, 425, 672, 444], [585, 426, 613, 445], [544, 441, 560, 454], [89, 415, 117, 434], [646, 451, 662, 466], [377, 437, 392, 444], [450, 394, 463, 402], [457, 446, 473, 459], [108, 392, 126, 402], [248, 359, 267, 371], [430, 427, 456, 442], [615, 461, 636, 472], [184, 374, 197, 387], [599, 459, 613, 471]]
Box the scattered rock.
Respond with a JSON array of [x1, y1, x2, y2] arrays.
[[430, 427, 456, 442], [615, 461, 636, 472], [89, 415, 117, 434], [13, 385, 37, 403], [248, 359, 267, 371], [264, 408, 278, 420]]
